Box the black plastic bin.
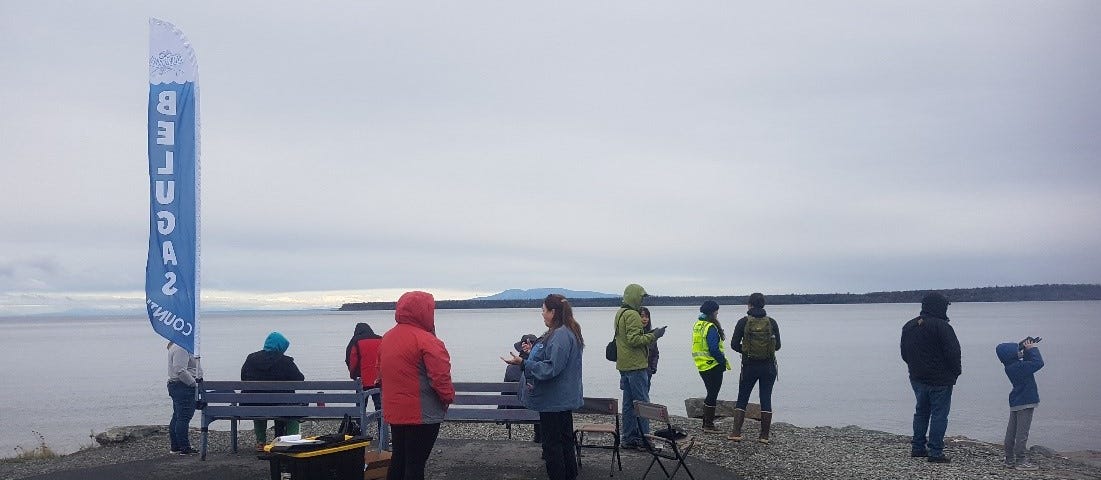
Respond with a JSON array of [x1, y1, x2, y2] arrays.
[[264, 436, 370, 480]]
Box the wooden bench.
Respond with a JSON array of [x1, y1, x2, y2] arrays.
[[445, 382, 539, 438], [197, 380, 383, 460]]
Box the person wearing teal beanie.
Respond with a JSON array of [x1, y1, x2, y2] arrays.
[[241, 331, 305, 450]]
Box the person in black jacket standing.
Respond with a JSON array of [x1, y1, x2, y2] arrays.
[[900, 292, 961, 464], [241, 331, 305, 450]]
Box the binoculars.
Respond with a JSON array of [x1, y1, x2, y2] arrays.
[[1017, 336, 1042, 349]]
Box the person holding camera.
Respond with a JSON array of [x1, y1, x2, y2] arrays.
[[996, 337, 1045, 470], [900, 292, 961, 463], [613, 284, 666, 450], [503, 333, 542, 443]]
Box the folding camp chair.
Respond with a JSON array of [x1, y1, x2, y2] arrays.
[[574, 397, 622, 476], [633, 401, 696, 480]]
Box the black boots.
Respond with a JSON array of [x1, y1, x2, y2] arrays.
[[702, 404, 721, 433], [726, 408, 746, 441], [759, 411, 773, 444]]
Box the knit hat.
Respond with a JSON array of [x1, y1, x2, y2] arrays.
[[700, 300, 720, 315], [263, 331, 290, 353], [514, 334, 539, 352]]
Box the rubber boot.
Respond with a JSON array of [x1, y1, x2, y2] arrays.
[[759, 411, 773, 444], [726, 408, 746, 441], [702, 405, 721, 433]]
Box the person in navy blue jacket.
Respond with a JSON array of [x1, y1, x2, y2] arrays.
[[900, 292, 960, 463], [995, 339, 1045, 470]]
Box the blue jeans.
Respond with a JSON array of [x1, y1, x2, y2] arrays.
[[620, 369, 651, 446], [167, 381, 196, 451], [910, 379, 953, 457]]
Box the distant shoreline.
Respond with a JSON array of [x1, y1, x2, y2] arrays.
[[339, 283, 1101, 311]]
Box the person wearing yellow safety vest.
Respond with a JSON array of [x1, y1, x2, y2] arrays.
[[691, 300, 730, 433]]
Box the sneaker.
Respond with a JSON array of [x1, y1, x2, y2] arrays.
[[1015, 462, 1040, 471], [176, 447, 198, 456], [927, 455, 951, 464], [910, 450, 928, 458]]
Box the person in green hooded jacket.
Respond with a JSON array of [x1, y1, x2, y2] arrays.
[[614, 284, 666, 449]]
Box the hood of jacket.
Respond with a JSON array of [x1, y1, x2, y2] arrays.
[[354, 322, 374, 337], [919, 292, 950, 320], [352, 322, 381, 339], [996, 342, 1020, 365], [395, 291, 435, 333], [621, 284, 647, 310]]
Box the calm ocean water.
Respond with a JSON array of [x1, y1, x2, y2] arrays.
[[1, 301, 1098, 455]]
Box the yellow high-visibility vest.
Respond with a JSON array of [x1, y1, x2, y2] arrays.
[[691, 320, 728, 371]]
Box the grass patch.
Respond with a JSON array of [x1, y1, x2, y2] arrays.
[[6, 431, 59, 461]]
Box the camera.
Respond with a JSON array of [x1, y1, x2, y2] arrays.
[[1018, 336, 1042, 349]]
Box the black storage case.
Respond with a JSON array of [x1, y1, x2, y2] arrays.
[[264, 436, 370, 480]]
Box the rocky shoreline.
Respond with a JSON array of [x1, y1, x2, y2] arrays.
[[2, 417, 1099, 480]]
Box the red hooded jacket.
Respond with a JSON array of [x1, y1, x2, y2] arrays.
[[378, 291, 455, 425], [346, 322, 382, 387]]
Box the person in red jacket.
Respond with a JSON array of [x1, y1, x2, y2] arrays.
[[379, 291, 455, 480], [346, 322, 384, 437]]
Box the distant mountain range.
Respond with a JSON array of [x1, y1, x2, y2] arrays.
[[472, 288, 618, 301], [337, 283, 1101, 311]]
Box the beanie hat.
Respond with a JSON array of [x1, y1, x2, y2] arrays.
[[700, 300, 720, 315], [263, 331, 290, 353]]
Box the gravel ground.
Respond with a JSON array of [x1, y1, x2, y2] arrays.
[[2, 417, 1099, 480]]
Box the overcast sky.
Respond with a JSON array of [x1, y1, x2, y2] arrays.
[[2, 2, 1099, 314]]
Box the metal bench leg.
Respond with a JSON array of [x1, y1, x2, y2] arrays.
[[230, 419, 238, 453]]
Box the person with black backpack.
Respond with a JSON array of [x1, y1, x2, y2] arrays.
[[727, 292, 781, 444]]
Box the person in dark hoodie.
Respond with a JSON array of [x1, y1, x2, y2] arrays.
[[502, 334, 542, 443], [900, 292, 961, 464], [241, 331, 305, 450], [996, 338, 1045, 470], [727, 293, 780, 443], [346, 322, 384, 436]]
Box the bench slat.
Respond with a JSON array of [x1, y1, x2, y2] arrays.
[[203, 392, 363, 404], [201, 380, 362, 391], [452, 394, 524, 407], [446, 408, 540, 422], [204, 405, 363, 418], [452, 382, 521, 393]]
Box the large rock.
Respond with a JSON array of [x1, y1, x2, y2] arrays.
[[684, 398, 762, 420], [95, 425, 168, 445]]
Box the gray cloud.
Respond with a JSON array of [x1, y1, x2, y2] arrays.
[[1, 2, 1099, 312]]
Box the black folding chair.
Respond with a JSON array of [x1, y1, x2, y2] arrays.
[[634, 401, 695, 480], [574, 397, 622, 476]]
